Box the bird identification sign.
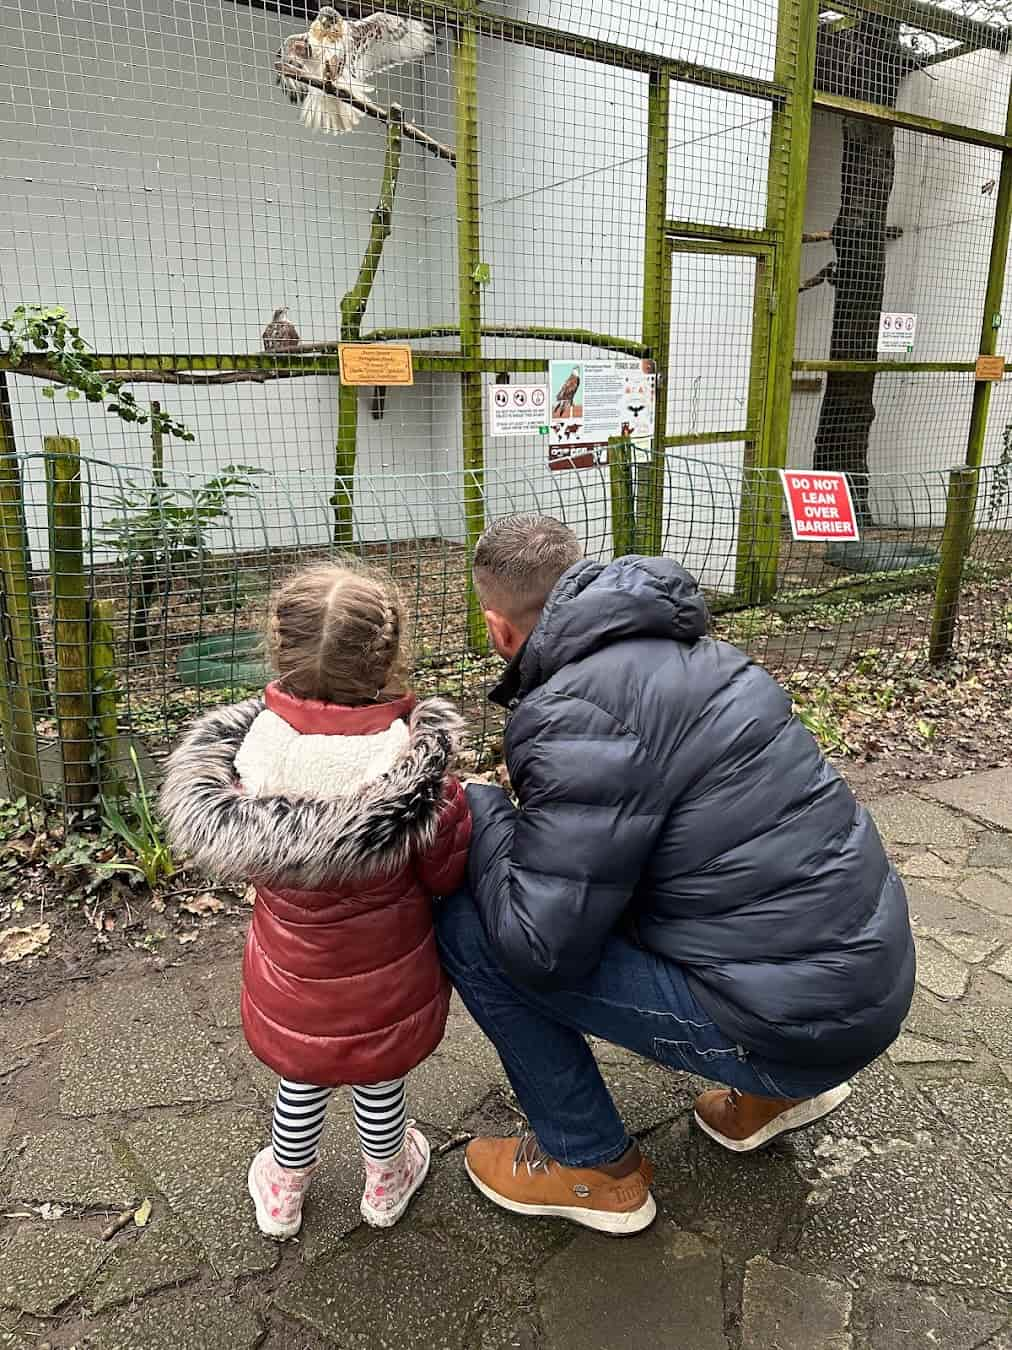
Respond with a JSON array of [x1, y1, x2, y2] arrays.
[[780, 471, 860, 542], [878, 312, 917, 353], [339, 344, 414, 386], [488, 383, 550, 436], [975, 355, 1006, 381], [547, 358, 655, 470]]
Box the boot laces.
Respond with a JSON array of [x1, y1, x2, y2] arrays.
[[512, 1131, 552, 1177], [725, 1086, 742, 1111]]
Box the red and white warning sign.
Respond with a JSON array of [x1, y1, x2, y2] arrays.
[[779, 470, 860, 542]]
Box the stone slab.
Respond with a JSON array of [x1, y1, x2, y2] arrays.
[[649, 1122, 812, 1258], [278, 1226, 491, 1349], [907, 883, 1008, 962], [897, 851, 961, 881], [537, 1225, 728, 1350], [901, 991, 976, 1048], [922, 1081, 1012, 1191], [87, 1290, 262, 1350], [959, 872, 1012, 919], [298, 1110, 365, 1264], [922, 769, 1012, 831], [857, 1281, 1008, 1350], [797, 1143, 1011, 1291], [600, 1058, 695, 1136], [60, 980, 233, 1116], [0, 1226, 107, 1314], [86, 1213, 202, 1315], [914, 937, 970, 999], [4, 1123, 137, 1209], [741, 1257, 852, 1350], [0, 1110, 14, 1158], [197, 963, 243, 1030], [969, 831, 1012, 869], [964, 1000, 1012, 1059], [887, 1032, 975, 1065], [126, 1112, 277, 1280], [989, 948, 1012, 982], [410, 1148, 568, 1268], [868, 794, 975, 848]]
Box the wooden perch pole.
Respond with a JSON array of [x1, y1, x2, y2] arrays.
[[333, 106, 405, 546]]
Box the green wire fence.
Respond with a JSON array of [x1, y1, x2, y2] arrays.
[[1, 0, 1012, 803]]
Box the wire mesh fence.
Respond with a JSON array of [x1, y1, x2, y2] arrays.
[[0, 0, 1011, 807], [2, 444, 1011, 806]]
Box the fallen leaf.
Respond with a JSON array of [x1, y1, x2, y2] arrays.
[[243, 885, 257, 907], [134, 1198, 152, 1227], [180, 892, 225, 916], [39, 1202, 65, 1220], [0, 923, 51, 965], [150, 896, 166, 914], [177, 932, 198, 946]]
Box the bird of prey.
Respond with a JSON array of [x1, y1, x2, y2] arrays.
[[262, 306, 301, 352], [276, 6, 435, 136], [552, 368, 581, 418]]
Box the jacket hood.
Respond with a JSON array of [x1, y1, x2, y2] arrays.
[[493, 556, 708, 704], [158, 696, 463, 888]]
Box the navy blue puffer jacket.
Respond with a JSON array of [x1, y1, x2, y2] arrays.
[[466, 556, 915, 1069]]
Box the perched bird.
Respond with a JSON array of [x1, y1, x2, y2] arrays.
[[276, 6, 435, 136], [552, 369, 581, 419], [262, 306, 301, 352], [982, 179, 998, 196]]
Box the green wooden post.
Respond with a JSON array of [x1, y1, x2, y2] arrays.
[[737, 0, 819, 605], [929, 466, 977, 663], [333, 110, 405, 547], [636, 71, 671, 555], [0, 402, 43, 800], [965, 87, 1012, 474], [90, 598, 121, 798], [45, 436, 96, 806], [0, 374, 47, 718], [609, 438, 635, 556], [454, 11, 487, 652]]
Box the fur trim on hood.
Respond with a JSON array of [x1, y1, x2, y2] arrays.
[[158, 697, 465, 888]]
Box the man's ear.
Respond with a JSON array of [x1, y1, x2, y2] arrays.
[[484, 608, 525, 660]]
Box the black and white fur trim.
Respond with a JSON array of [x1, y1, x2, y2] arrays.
[[158, 697, 464, 888]]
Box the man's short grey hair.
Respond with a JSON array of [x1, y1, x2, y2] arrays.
[[473, 514, 583, 622]]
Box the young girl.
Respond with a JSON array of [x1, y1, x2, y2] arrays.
[[159, 562, 471, 1238]]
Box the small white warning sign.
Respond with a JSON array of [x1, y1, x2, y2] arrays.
[[878, 312, 917, 353], [488, 383, 550, 436]]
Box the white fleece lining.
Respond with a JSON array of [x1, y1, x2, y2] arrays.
[[235, 709, 411, 801]]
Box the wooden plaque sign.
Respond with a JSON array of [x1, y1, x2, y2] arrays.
[[339, 344, 414, 386], [975, 355, 1006, 382]]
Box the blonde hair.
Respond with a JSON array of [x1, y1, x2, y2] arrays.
[[267, 561, 409, 705]]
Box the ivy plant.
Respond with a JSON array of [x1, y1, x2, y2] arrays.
[[1, 304, 194, 441]]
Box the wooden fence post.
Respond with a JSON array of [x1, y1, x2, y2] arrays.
[[45, 436, 96, 805], [929, 465, 977, 663]]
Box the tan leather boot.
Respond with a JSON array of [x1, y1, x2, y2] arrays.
[[464, 1133, 656, 1235], [694, 1083, 852, 1152]]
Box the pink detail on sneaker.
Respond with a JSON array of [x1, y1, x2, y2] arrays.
[[248, 1147, 317, 1240], [360, 1126, 431, 1229]]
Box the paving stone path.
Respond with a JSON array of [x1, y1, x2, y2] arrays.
[[2, 772, 1011, 1348]]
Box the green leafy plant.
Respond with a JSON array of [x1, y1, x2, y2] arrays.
[[986, 420, 1012, 527], [100, 747, 175, 890], [1, 304, 193, 441], [99, 465, 263, 650]]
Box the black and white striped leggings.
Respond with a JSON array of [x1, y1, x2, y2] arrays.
[[271, 1078, 407, 1169]]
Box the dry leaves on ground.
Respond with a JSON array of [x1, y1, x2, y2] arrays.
[[0, 923, 51, 965]]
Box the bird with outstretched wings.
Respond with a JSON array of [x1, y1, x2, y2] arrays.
[[277, 6, 435, 136]]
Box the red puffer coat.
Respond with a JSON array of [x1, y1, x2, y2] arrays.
[[159, 687, 471, 1086]]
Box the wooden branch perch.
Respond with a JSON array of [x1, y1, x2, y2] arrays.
[[802, 226, 904, 243], [275, 61, 456, 165]]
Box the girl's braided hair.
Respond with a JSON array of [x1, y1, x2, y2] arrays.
[[267, 560, 409, 705]]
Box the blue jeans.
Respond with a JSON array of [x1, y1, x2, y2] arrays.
[[436, 889, 851, 1168]]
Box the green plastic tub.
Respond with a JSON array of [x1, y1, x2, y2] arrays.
[[176, 631, 270, 690]]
